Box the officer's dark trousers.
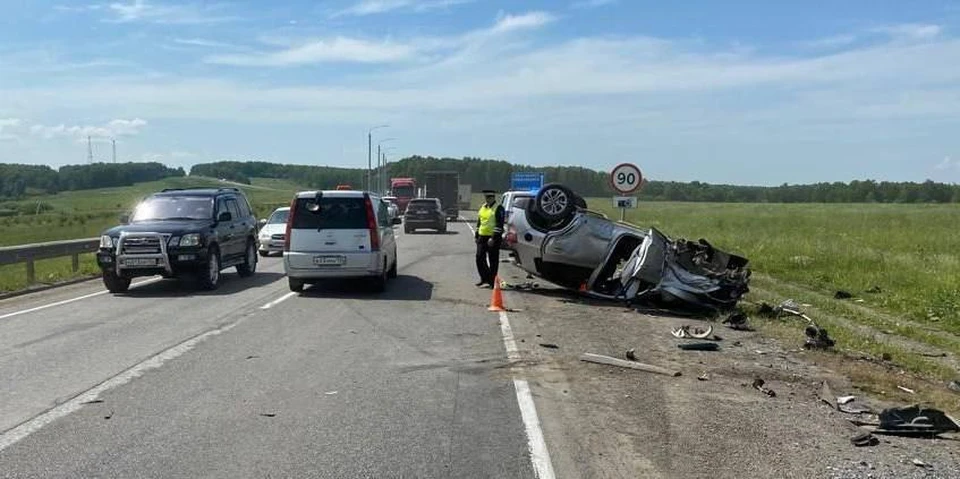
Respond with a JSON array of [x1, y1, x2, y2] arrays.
[[475, 236, 500, 285]]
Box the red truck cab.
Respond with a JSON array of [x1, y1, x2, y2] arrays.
[[390, 178, 417, 213]]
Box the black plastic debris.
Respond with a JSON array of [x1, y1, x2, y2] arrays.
[[722, 311, 752, 330], [539, 343, 559, 349], [803, 324, 835, 350], [679, 342, 719, 351], [874, 405, 960, 437], [834, 290, 853, 299], [752, 378, 776, 397], [259, 413, 277, 418], [865, 286, 882, 294], [850, 431, 879, 447], [625, 348, 637, 361]]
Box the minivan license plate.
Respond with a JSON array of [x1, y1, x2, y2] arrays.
[[314, 255, 344, 266]]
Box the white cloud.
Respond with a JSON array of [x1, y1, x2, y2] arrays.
[[872, 23, 942, 41], [332, 0, 473, 17], [489, 11, 557, 34], [173, 38, 236, 49], [205, 11, 554, 67], [936, 156, 960, 171], [29, 118, 148, 141], [0, 118, 23, 141], [571, 0, 617, 9], [75, 0, 238, 25], [206, 37, 418, 66], [797, 34, 858, 49]]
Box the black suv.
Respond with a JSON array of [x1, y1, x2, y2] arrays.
[[96, 187, 260, 293], [403, 198, 447, 233]]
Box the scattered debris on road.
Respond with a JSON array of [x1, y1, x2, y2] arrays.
[[259, 413, 277, 418], [625, 348, 637, 361], [752, 378, 776, 397], [721, 311, 752, 330], [677, 342, 719, 351], [670, 325, 714, 339], [580, 352, 681, 377], [912, 459, 929, 468], [103, 410, 114, 420], [897, 385, 916, 395], [850, 431, 879, 447], [539, 343, 559, 349], [803, 324, 835, 350], [245, 355, 260, 360], [871, 405, 960, 437], [324, 391, 338, 396], [81, 399, 104, 405], [698, 372, 710, 381]]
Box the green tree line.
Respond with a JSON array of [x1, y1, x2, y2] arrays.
[[0, 162, 185, 199], [189, 156, 960, 203]]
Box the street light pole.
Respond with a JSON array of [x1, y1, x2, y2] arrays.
[[376, 138, 396, 194], [380, 146, 397, 195], [367, 125, 388, 191]]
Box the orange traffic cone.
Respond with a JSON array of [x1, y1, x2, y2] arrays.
[[488, 275, 506, 312]]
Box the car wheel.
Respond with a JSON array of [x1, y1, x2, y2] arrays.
[[237, 240, 257, 277], [371, 260, 387, 292], [387, 253, 398, 279], [102, 271, 131, 293], [288, 277, 304, 293], [536, 183, 576, 222], [198, 245, 221, 290], [259, 250, 270, 257], [574, 195, 587, 209]]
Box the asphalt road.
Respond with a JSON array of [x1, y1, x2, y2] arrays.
[[0, 219, 541, 478]]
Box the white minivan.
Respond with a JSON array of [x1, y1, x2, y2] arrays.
[[283, 190, 398, 292]]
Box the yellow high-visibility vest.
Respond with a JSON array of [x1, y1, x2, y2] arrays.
[[478, 204, 496, 236]]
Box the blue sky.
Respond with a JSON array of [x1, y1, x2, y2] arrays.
[[2, 0, 959, 185]]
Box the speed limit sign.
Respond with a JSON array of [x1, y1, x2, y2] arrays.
[[610, 163, 643, 194]]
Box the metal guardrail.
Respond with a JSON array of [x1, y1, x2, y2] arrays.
[[0, 238, 100, 285]]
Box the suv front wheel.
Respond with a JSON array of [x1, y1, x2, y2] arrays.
[[198, 245, 221, 290], [103, 271, 131, 293]]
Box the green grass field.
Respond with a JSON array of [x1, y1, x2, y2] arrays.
[[0, 176, 302, 293]]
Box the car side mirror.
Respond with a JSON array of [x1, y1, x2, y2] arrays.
[[218, 212, 232, 222], [257, 218, 267, 229], [119, 214, 130, 225]]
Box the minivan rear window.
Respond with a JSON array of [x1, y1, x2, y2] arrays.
[[292, 197, 368, 229]]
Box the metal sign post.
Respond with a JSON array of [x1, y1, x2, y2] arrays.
[[610, 163, 643, 222]]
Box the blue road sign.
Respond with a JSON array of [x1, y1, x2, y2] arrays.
[[511, 172, 544, 192]]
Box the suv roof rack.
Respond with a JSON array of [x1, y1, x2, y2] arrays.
[[159, 186, 241, 193]]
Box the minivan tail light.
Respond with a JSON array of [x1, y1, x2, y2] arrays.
[[283, 198, 296, 252], [363, 194, 380, 251]]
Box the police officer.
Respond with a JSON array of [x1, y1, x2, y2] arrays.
[[475, 189, 505, 288]]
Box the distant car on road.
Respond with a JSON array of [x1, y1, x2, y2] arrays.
[[403, 198, 447, 234], [96, 187, 260, 293], [257, 206, 289, 257], [504, 183, 750, 312], [382, 196, 401, 222], [283, 190, 398, 293]]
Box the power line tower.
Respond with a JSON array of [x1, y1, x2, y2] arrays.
[[87, 136, 94, 163]]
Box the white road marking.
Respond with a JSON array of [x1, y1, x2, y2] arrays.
[[459, 215, 476, 235], [0, 320, 239, 452], [0, 277, 162, 321], [498, 310, 556, 479], [259, 291, 297, 309]]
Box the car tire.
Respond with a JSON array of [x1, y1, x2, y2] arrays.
[[439, 225, 447, 234], [574, 195, 587, 209], [387, 253, 398, 279], [198, 245, 221, 291], [405, 227, 413, 234], [237, 240, 257, 277], [371, 260, 387, 292], [536, 183, 577, 222], [288, 277, 305, 293], [102, 271, 131, 293], [259, 250, 270, 257]]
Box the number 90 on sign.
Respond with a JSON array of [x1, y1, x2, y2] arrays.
[[610, 163, 643, 194]]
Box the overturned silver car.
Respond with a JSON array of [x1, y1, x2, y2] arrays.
[[504, 183, 751, 312]]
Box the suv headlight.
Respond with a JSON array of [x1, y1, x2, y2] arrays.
[[100, 235, 114, 248], [179, 233, 202, 247]]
